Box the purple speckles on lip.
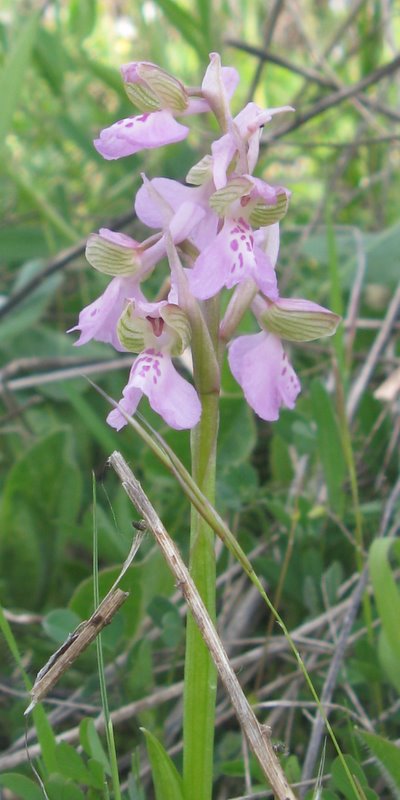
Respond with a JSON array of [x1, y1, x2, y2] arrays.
[[227, 218, 255, 277], [137, 113, 150, 123], [135, 350, 163, 384], [125, 122, 134, 128]]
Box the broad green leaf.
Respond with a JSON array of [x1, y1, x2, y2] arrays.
[[87, 759, 106, 790], [330, 754, 370, 800], [45, 775, 85, 800], [0, 12, 39, 148], [142, 728, 184, 800], [378, 630, 400, 694], [147, 595, 182, 647], [310, 380, 346, 511], [217, 397, 256, 469], [42, 609, 82, 645], [0, 774, 43, 800], [358, 731, 400, 798], [369, 538, 400, 682], [54, 742, 94, 785], [79, 718, 111, 775]]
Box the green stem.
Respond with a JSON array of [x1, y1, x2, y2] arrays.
[[183, 299, 220, 800]]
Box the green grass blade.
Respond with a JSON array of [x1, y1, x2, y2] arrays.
[[310, 380, 346, 512], [0, 12, 40, 149], [141, 728, 184, 800], [0, 605, 57, 774], [369, 539, 400, 664], [151, 0, 205, 57], [92, 477, 122, 800]]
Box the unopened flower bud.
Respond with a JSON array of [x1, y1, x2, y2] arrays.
[[86, 229, 144, 277], [259, 297, 341, 341], [121, 62, 189, 113]]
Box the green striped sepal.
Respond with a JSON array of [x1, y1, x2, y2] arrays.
[[124, 63, 188, 113], [117, 302, 192, 355], [208, 177, 253, 216], [160, 303, 192, 356], [249, 190, 289, 228], [186, 154, 213, 185], [117, 304, 151, 353], [86, 233, 142, 277], [261, 298, 341, 342]]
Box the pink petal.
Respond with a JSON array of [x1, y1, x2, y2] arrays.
[[107, 350, 201, 430], [189, 217, 278, 300], [135, 178, 197, 228], [274, 297, 334, 314], [68, 277, 140, 351], [98, 228, 140, 248], [228, 331, 301, 421], [94, 111, 189, 160], [135, 178, 216, 250], [211, 133, 236, 190], [254, 223, 280, 269]]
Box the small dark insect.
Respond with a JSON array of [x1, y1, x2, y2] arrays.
[[132, 519, 147, 531], [273, 741, 289, 756]]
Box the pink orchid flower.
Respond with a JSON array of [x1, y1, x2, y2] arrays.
[[107, 349, 201, 431], [94, 57, 239, 161], [67, 276, 143, 351], [211, 102, 294, 189], [135, 176, 218, 252], [68, 198, 205, 349], [228, 331, 301, 422], [107, 298, 201, 430], [189, 216, 279, 300]]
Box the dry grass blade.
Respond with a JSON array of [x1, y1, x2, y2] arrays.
[[109, 450, 298, 800]]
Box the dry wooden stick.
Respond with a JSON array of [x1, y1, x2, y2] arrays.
[[109, 450, 298, 800], [25, 589, 129, 715], [25, 528, 145, 714]]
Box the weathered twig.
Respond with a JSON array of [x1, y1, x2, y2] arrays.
[[260, 53, 400, 141], [25, 528, 145, 714], [228, 39, 400, 123], [109, 450, 298, 800], [25, 588, 128, 715]]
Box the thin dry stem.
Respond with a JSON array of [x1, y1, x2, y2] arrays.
[[109, 450, 298, 800]]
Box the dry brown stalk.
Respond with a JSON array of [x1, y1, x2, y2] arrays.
[[109, 450, 298, 800], [25, 588, 129, 714]]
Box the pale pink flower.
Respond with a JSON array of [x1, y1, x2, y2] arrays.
[[107, 349, 201, 431], [228, 331, 301, 421], [68, 277, 142, 351]]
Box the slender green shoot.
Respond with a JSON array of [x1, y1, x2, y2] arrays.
[[92, 475, 122, 800]]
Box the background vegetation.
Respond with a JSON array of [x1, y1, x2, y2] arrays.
[[0, 1, 399, 798]]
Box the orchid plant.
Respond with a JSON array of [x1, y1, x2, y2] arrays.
[[69, 54, 339, 800]]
